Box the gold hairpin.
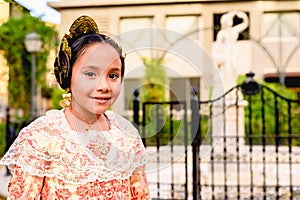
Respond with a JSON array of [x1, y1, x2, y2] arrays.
[[61, 35, 71, 58]]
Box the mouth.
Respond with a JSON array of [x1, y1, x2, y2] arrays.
[[93, 97, 111, 104]]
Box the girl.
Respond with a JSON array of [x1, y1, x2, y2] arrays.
[[0, 15, 150, 199]]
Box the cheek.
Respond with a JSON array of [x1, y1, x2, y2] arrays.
[[71, 84, 87, 100], [70, 69, 79, 91], [112, 82, 121, 96], [71, 75, 93, 95]]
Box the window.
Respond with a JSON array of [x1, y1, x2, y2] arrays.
[[119, 16, 154, 50], [213, 12, 250, 41], [124, 79, 140, 110], [169, 77, 200, 102], [120, 16, 153, 32], [166, 15, 202, 42], [262, 11, 300, 41]]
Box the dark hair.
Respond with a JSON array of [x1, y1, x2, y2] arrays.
[[54, 33, 125, 90]]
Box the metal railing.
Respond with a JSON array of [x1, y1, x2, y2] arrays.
[[132, 73, 300, 199]]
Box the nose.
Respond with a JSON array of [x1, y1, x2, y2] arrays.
[[96, 77, 110, 92]]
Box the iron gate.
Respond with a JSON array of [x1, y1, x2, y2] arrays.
[[132, 73, 300, 199], [192, 73, 300, 200], [133, 96, 189, 199]]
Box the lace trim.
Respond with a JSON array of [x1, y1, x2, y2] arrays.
[[0, 109, 147, 185]]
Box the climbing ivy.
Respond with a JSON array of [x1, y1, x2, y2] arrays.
[[0, 13, 58, 120], [141, 57, 168, 102]]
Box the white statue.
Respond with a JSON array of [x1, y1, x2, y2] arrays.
[[212, 10, 249, 95]]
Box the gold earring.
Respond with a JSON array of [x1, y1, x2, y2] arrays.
[[60, 90, 72, 108]]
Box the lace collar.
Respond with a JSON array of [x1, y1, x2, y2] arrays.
[[0, 109, 147, 185]]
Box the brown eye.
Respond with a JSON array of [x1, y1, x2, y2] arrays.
[[109, 73, 119, 80]]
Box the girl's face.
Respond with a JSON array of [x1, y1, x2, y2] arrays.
[[70, 43, 122, 116]]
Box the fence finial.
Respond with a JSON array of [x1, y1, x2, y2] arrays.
[[191, 86, 198, 99], [133, 88, 139, 100], [241, 72, 259, 95]]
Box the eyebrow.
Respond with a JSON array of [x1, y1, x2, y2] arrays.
[[81, 65, 121, 72], [109, 67, 121, 72]]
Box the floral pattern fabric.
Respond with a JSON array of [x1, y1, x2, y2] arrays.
[[1, 109, 150, 199]]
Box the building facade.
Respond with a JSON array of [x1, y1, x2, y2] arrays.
[[0, 0, 10, 117], [50, 0, 300, 114]]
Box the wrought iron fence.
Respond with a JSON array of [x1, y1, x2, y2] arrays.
[[132, 73, 300, 199]]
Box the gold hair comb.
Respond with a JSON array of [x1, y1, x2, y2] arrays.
[[61, 35, 71, 58], [60, 15, 100, 59], [69, 15, 99, 38]]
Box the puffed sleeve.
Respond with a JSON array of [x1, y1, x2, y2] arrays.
[[0, 114, 62, 198], [8, 165, 44, 200], [130, 166, 150, 200]]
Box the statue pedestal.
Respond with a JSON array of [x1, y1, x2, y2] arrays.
[[211, 100, 247, 153]]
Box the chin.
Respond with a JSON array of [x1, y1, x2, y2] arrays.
[[93, 107, 110, 114]]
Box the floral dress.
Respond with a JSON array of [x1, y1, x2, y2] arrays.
[[0, 109, 150, 199]]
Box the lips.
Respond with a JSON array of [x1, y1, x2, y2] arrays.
[[93, 96, 111, 104]]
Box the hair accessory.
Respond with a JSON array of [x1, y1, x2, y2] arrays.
[[68, 15, 99, 39], [61, 35, 71, 59], [60, 15, 100, 60], [59, 90, 72, 108]]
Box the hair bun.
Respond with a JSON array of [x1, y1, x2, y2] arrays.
[[68, 15, 99, 43]]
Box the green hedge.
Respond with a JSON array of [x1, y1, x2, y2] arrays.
[[244, 83, 300, 146]]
